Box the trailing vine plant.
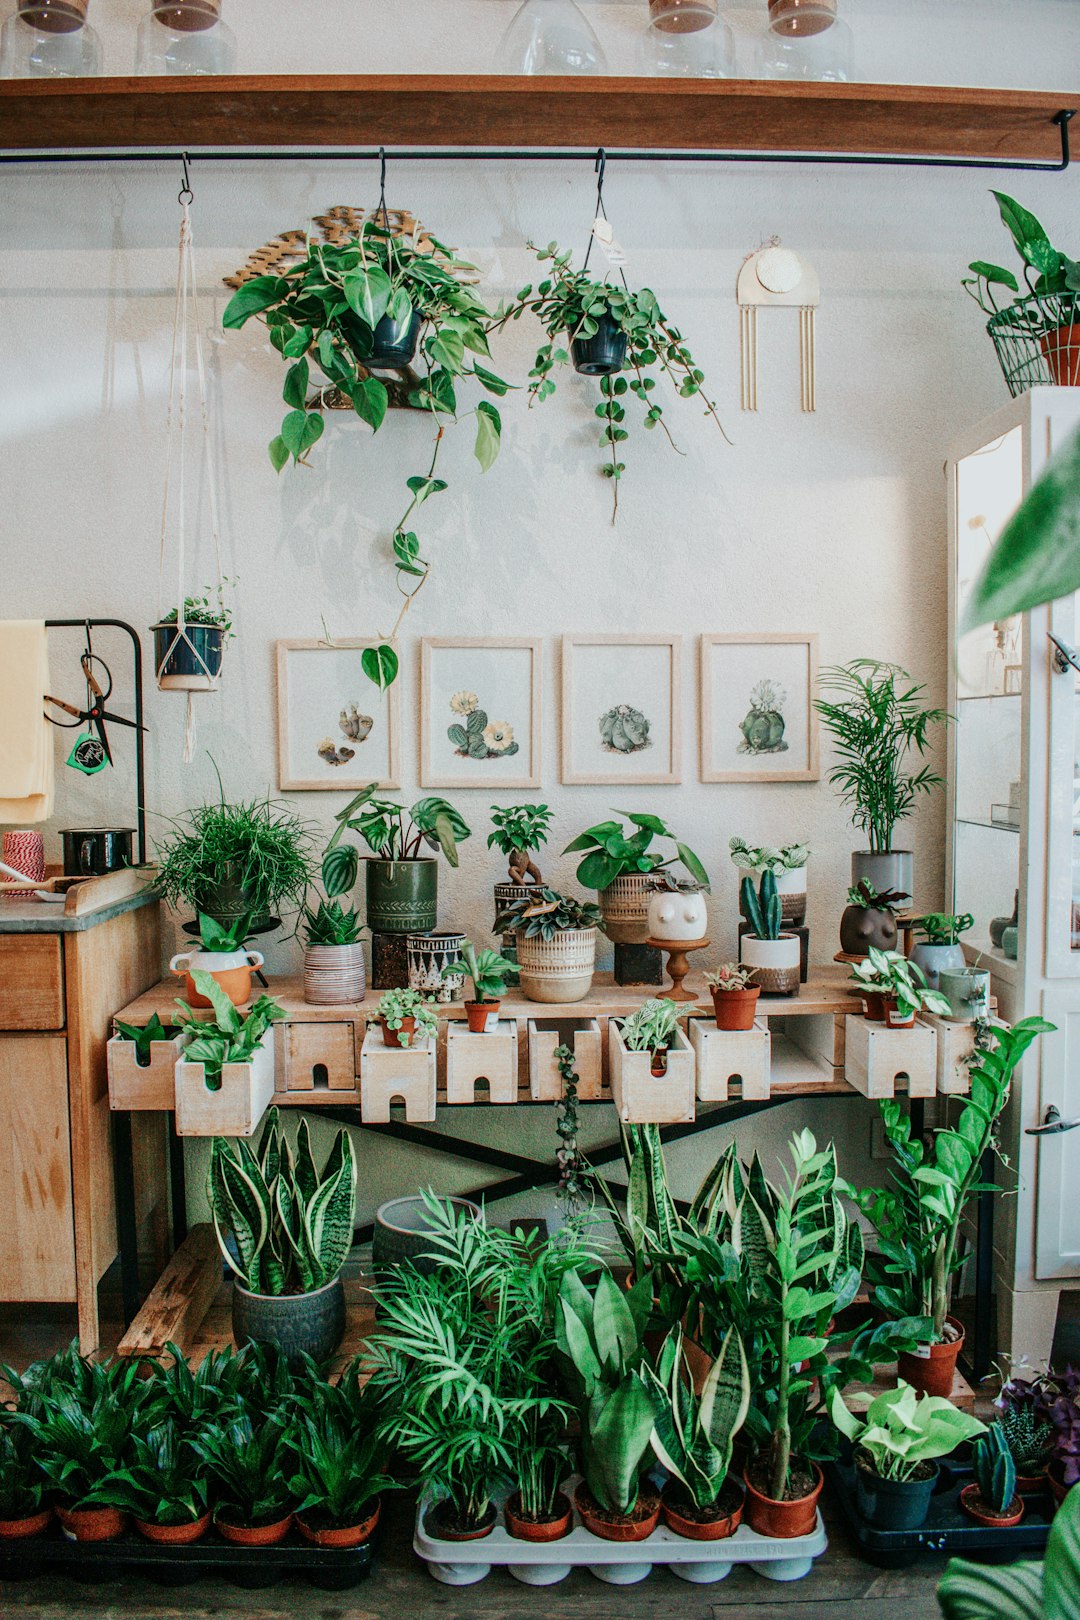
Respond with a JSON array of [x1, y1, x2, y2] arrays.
[[553, 1043, 588, 1214]]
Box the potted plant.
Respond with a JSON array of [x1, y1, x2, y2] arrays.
[[963, 190, 1080, 388], [910, 911, 974, 989], [169, 911, 264, 1008], [815, 660, 949, 900], [961, 1425, 1026, 1528], [703, 962, 761, 1031], [838, 879, 910, 957], [939, 961, 993, 1023], [152, 580, 233, 690], [848, 946, 951, 1027], [857, 1017, 1053, 1396], [564, 812, 708, 944], [617, 997, 683, 1078], [114, 1419, 212, 1545], [514, 241, 727, 520], [323, 785, 470, 936], [0, 1383, 50, 1540], [154, 787, 315, 929], [302, 897, 365, 1005], [496, 886, 605, 1003], [1045, 1370, 1080, 1505], [376, 986, 438, 1049], [729, 837, 810, 926], [738, 870, 800, 996], [174, 971, 283, 1122], [207, 1107, 356, 1365], [16, 1355, 141, 1542], [445, 940, 517, 1033], [488, 801, 553, 903], [193, 1408, 295, 1545], [938, 1484, 1080, 1616], [644, 1325, 750, 1541], [828, 1381, 986, 1532], [646, 873, 709, 943], [286, 1406, 396, 1548], [996, 1373, 1057, 1492]]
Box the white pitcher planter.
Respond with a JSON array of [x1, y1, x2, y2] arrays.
[[740, 934, 800, 996], [647, 885, 708, 943]]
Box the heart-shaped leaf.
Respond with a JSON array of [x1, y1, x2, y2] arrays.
[[361, 644, 398, 692]]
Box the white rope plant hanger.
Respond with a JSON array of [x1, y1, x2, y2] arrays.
[[156, 159, 227, 763]]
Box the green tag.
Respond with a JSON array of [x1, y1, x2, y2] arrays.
[[66, 733, 108, 776]]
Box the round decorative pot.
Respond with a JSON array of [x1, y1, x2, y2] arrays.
[[304, 942, 365, 1005], [855, 1456, 937, 1530], [56, 1504, 126, 1543], [425, 1500, 497, 1542], [1040, 322, 1080, 387], [897, 1316, 965, 1398], [661, 1480, 743, 1541], [231, 1274, 346, 1368], [739, 933, 800, 996], [742, 1463, 823, 1539], [600, 874, 652, 944], [366, 857, 437, 935], [647, 886, 708, 943], [883, 999, 916, 1029], [361, 308, 422, 368], [465, 999, 500, 1033], [939, 968, 992, 1023], [407, 931, 465, 1002], [0, 1506, 51, 1540], [504, 1491, 573, 1543], [152, 622, 225, 691], [493, 882, 528, 984], [170, 946, 264, 1008], [910, 942, 965, 991], [195, 862, 269, 930], [959, 1483, 1025, 1528], [135, 1511, 212, 1545], [372, 1194, 481, 1279], [574, 1482, 661, 1542], [570, 312, 628, 377], [775, 865, 808, 926], [379, 1015, 417, 1049], [851, 850, 914, 901], [296, 1500, 381, 1548], [516, 928, 597, 1003], [215, 1512, 293, 1547], [840, 905, 898, 957], [711, 985, 761, 1031]]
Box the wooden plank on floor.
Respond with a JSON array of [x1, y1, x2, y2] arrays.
[[116, 1222, 221, 1359]]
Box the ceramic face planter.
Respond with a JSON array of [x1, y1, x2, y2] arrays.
[[647, 885, 708, 943], [839, 904, 898, 957], [170, 946, 264, 1007], [910, 941, 966, 990]]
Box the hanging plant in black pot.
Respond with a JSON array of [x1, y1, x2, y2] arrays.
[[152, 581, 233, 690]]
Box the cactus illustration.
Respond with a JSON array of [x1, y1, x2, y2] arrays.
[[738, 678, 789, 755], [598, 703, 652, 754], [447, 692, 519, 759]]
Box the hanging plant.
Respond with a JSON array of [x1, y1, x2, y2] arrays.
[[222, 216, 511, 690], [510, 241, 727, 520]]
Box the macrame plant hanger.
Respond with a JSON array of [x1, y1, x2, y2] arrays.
[[156, 154, 226, 762]]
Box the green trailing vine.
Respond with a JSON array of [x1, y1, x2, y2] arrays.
[[554, 1043, 588, 1214]]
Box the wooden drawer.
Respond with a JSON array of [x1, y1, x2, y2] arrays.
[[0, 935, 64, 1030], [0, 1035, 76, 1300], [281, 1021, 357, 1092]]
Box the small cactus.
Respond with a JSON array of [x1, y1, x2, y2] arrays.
[[598, 703, 651, 754], [974, 1425, 1017, 1514], [741, 869, 783, 942]]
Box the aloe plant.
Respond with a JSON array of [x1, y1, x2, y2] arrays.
[[112, 1011, 179, 1066], [972, 1424, 1017, 1515], [207, 1106, 356, 1297], [741, 869, 782, 941], [645, 1325, 749, 1511]]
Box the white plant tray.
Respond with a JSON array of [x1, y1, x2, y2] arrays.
[[413, 1479, 827, 1587]]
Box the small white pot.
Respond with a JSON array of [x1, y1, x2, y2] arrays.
[[647, 887, 708, 943], [739, 934, 800, 996]]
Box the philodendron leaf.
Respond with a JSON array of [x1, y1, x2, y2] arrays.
[[967, 260, 1019, 291], [361, 643, 398, 692], [406, 475, 448, 506], [474, 400, 501, 472], [353, 376, 388, 433], [222, 275, 284, 329], [992, 189, 1050, 255], [282, 358, 309, 409], [962, 425, 1080, 631], [268, 436, 289, 474], [280, 409, 324, 461]]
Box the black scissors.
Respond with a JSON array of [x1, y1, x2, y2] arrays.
[[44, 623, 143, 766]]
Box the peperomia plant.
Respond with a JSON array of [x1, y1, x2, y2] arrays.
[[496, 886, 604, 940], [729, 838, 809, 875], [564, 812, 709, 893], [376, 987, 439, 1048]]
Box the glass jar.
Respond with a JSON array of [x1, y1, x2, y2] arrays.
[[494, 0, 607, 75], [136, 0, 237, 75], [758, 0, 852, 80], [647, 0, 717, 34], [639, 12, 733, 77], [0, 0, 101, 77], [767, 0, 837, 35]]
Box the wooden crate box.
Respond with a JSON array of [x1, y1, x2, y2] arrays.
[[445, 1020, 518, 1105], [360, 1025, 436, 1123], [688, 1018, 770, 1102], [175, 1035, 276, 1137], [844, 1015, 936, 1100], [528, 1018, 603, 1102], [918, 1012, 1005, 1095], [280, 1020, 358, 1094], [608, 1019, 695, 1124], [107, 1031, 187, 1112]]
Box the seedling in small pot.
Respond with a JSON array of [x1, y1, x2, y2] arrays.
[[847, 946, 951, 1026], [962, 1425, 1025, 1526], [620, 998, 682, 1076], [703, 962, 761, 1031]]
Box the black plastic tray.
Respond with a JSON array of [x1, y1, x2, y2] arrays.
[[826, 1458, 1054, 1569], [0, 1521, 375, 1590]]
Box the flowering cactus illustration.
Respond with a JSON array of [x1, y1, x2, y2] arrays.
[[447, 690, 519, 759], [598, 703, 652, 754], [738, 679, 789, 755]]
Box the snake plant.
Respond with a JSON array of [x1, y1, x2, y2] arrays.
[[645, 1325, 749, 1511]]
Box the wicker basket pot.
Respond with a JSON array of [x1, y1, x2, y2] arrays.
[[516, 928, 597, 1003], [599, 873, 652, 944], [304, 944, 365, 1005]]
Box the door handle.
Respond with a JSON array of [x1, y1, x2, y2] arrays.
[[1027, 1105, 1080, 1136]]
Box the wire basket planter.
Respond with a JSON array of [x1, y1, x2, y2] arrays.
[[987, 291, 1080, 397]]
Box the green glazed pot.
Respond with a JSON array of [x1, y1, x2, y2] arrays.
[[366, 857, 438, 935]]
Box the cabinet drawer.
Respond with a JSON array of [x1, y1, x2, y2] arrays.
[[0, 936, 64, 1030], [281, 1022, 358, 1092], [0, 1035, 76, 1300]]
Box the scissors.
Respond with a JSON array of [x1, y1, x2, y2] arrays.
[[44, 623, 143, 766]]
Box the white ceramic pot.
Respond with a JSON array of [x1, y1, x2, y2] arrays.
[[406, 932, 465, 1003], [647, 887, 708, 943], [516, 928, 597, 1003], [170, 946, 264, 1008], [909, 942, 966, 991], [774, 865, 808, 926], [304, 943, 365, 1005], [739, 934, 800, 996], [599, 874, 651, 944]]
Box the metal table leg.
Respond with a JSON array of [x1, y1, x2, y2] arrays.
[[168, 1112, 188, 1249], [972, 1145, 996, 1381]]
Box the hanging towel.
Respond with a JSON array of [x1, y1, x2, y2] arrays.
[[0, 620, 54, 823]]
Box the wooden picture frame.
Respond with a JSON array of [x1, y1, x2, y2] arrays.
[[420, 637, 542, 790], [276, 638, 400, 792], [699, 633, 819, 783], [561, 633, 681, 786]]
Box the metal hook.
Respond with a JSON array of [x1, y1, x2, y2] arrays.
[[594, 147, 607, 215], [178, 150, 193, 206], [376, 145, 389, 228]]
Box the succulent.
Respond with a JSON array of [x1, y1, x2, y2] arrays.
[[303, 898, 365, 947], [496, 886, 604, 941], [599, 704, 651, 754], [973, 1425, 1017, 1515], [739, 680, 787, 754], [741, 870, 782, 941], [999, 1401, 1054, 1475], [447, 698, 519, 760]]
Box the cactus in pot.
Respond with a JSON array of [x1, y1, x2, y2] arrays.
[[739, 871, 800, 996]]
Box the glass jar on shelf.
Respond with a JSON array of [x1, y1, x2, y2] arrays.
[[136, 0, 237, 75], [757, 0, 852, 80], [494, 0, 607, 75], [0, 0, 101, 78]]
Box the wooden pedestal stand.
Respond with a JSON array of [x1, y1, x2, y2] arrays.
[[646, 936, 710, 1003]]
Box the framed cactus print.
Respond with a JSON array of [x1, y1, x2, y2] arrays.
[[699, 633, 819, 783], [420, 637, 542, 789], [561, 633, 681, 785]]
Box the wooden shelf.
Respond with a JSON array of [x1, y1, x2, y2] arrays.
[[0, 75, 1073, 162]]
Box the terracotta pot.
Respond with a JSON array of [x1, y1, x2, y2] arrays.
[[425, 1500, 497, 1541], [883, 999, 916, 1029], [959, 1483, 1025, 1528], [134, 1511, 211, 1545], [711, 986, 761, 1031], [1049, 1460, 1073, 1510], [0, 1506, 51, 1540], [1015, 1467, 1049, 1496], [296, 1499, 380, 1548], [56, 1503, 127, 1543], [170, 947, 264, 1008], [897, 1316, 965, 1398], [215, 1511, 293, 1546], [574, 1482, 660, 1542], [1040, 322, 1080, 386], [465, 999, 500, 1034], [504, 1491, 573, 1542], [662, 1482, 743, 1541], [861, 991, 887, 1022], [380, 1016, 415, 1049], [742, 1463, 823, 1539]]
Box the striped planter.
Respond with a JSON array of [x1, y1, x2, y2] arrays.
[[599, 874, 652, 944], [303, 944, 365, 1005], [516, 928, 597, 1004]]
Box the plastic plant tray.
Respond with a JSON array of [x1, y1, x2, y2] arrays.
[[826, 1457, 1054, 1570], [414, 1477, 827, 1587]]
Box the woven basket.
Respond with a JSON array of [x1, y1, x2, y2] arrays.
[[987, 291, 1080, 397], [600, 874, 651, 944], [517, 929, 597, 1004]]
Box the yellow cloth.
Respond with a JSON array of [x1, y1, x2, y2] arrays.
[[0, 620, 54, 823]]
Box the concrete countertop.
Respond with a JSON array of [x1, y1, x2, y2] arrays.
[[0, 890, 159, 934]]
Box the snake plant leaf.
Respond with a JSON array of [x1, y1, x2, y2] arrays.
[[208, 1139, 267, 1290], [592, 1271, 639, 1375], [586, 1375, 657, 1514], [294, 1118, 319, 1206], [556, 1295, 601, 1397], [699, 1327, 750, 1454], [303, 1132, 357, 1285], [937, 1559, 1043, 1618]]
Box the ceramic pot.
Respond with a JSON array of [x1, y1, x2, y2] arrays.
[[380, 1015, 415, 1049], [195, 862, 268, 929], [0, 1506, 51, 1540], [855, 1457, 937, 1530], [304, 942, 365, 1005], [426, 1500, 497, 1541], [959, 1482, 1025, 1527], [492, 882, 527, 984], [1015, 1467, 1049, 1496], [897, 1316, 965, 1397], [661, 1482, 743, 1541], [573, 1482, 660, 1542], [170, 946, 264, 1008], [711, 985, 761, 1031], [739, 933, 800, 996], [134, 1511, 211, 1545], [571, 312, 628, 377], [407, 931, 465, 1002], [61, 826, 133, 877], [647, 885, 708, 943], [465, 999, 500, 1033], [910, 941, 965, 991], [366, 857, 437, 935], [215, 1511, 293, 1546], [851, 850, 913, 901], [939, 968, 991, 1023], [516, 928, 597, 1003], [152, 622, 225, 690], [600, 874, 652, 944], [232, 1274, 345, 1368], [372, 1195, 481, 1279], [56, 1503, 126, 1542], [742, 1463, 823, 1539], [989, 891, 1019, 949], [775, 865, 808, 926], [361, 309, 422, 368], [840, 904, 898, 956], [504, 1491, 573, 1542], [1040, 322, 1080, 386], [296, 1500, 381, 1548]]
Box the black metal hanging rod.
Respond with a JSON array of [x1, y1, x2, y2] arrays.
[[0, 111, 1073, 172]]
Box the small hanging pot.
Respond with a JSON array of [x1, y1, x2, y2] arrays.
[[571, 312, 627, 377], [362, 309, 422, 368], [152, 622, 225, 691]]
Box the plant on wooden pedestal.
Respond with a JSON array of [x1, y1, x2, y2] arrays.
[[488, 802, 554, 884], [645, 1325, 750, 1531], [174, 971, 284, 1086], [376, 987, 438, 1048]]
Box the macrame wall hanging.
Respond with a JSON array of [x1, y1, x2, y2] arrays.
[[156, 157, 227, 763], [738, 242, 820, 413]]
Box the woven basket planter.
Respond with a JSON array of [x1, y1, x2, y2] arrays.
[[599, 874, 651, 944], [516, 928, 597, 1003]]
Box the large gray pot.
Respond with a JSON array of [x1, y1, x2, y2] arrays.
[[372, 1195, 482, 1279], [851, 850, 914, 903], [232, 1275, 345, 1368]]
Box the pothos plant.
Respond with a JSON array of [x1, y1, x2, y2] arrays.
[[222, 218, 511, 690]]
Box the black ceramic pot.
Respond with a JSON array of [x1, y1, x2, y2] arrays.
[[854, 1458, 937, 1531], [366, 857, 438, 935], [839, 904, 898, 956], [152, 623, 225, 687], [231, 1276, 345, 1368], [195, 862, 271, 931], [61, 827, 133, 877], [362, 309, 422, 368], [571, 313, 628, 377]]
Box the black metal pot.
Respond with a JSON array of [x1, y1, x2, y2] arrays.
[[61, 827, 134, 878], [231, 1276, 345, 1369], [571, 312, 628, 377], [152, 622, 225, 687]]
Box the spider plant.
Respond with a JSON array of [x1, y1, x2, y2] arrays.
[[153, 785, 316, 920]]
